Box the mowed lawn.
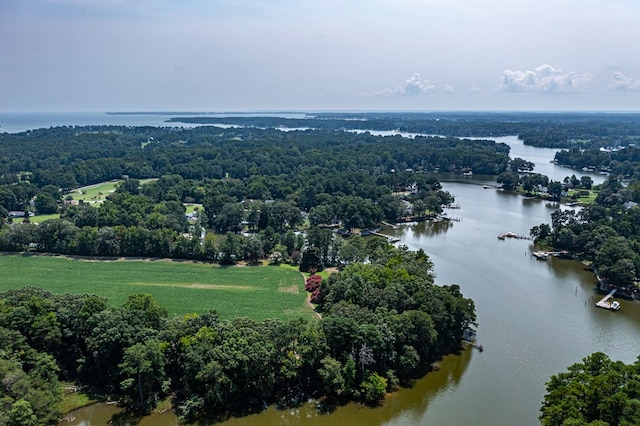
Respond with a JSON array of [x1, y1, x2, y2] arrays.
[[0, 254, 314, 322]]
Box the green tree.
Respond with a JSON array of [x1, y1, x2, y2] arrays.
[[34, 192, 59, 214], [361, 372, 387, 404], [318, 356, 345, 396], [118, 339, 166, 412], [116, 178, 141, 195], [299, 246, 324, 273], [8, 399, 38, 426], [497, 172, 520, 191], [548, 180, 563, 199], [123, 293, 168, 330]]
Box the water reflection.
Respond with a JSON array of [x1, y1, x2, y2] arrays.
[[400, 219, 455, 238], [218, 347, 474, 426]]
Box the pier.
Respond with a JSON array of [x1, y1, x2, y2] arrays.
[[532, 250, 571, 260], [498, 232, 531, 240], [371, 231, 400, 243], [595, 288, 620, 311]]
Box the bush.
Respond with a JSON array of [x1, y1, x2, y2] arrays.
[[304, 274, 322, 293]]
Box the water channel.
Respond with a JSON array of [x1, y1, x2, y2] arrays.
[[60, 136, 640, 426]]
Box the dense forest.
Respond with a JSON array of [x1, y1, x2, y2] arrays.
[[0, 124, 510, 191]]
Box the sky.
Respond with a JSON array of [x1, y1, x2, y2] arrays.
[[1, 0, 640, 112]]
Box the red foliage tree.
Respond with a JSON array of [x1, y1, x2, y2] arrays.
[[305, 274, 322, 293]]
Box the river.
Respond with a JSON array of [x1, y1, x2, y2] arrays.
[[61, 136, 639, 425]]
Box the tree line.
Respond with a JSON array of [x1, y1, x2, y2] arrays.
[[0, 125, 510, 196]]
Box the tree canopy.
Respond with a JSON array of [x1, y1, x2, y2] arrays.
[[540, 352, 640, 426]]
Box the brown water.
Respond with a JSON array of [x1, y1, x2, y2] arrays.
[[61, 142, 640, 426]]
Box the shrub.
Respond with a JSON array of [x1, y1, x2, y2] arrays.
[[304, 274, 323, 293]]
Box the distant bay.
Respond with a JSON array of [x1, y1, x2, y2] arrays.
[[0, 111, 308, 133]]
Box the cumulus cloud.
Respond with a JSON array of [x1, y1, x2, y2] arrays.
[[611, 71, 640, 91], [372, 72, 437, 96], [500, 64, 591, 93]]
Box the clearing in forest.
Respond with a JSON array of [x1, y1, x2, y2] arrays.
[[0, 254, 314, 321]]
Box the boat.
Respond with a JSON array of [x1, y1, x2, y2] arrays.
[[498, 231, 520, 240], [595, 289, 621, 311]]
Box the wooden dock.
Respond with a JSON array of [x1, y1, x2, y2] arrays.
[[371, 231, 400, 243], [532, 250, 571, 260], [595, 288, 620, 311]]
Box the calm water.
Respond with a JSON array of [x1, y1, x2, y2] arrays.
[[6, 114, 628, 426]]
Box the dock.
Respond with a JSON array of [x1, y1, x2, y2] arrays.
[[382, 221, 399, 229], [498, 232, 531, 240], [371, 231, 400, 243], [595, 288, 620, 311], [532, 250, 571, 260]]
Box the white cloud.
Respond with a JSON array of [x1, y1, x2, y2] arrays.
[[500, 64, 592, 93], [611, 71, 640, 91], [372, 72, 437, 96]]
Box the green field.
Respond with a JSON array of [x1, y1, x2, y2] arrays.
[[68, 178, 157, 205], [0, 254, 314, 322], [68, 180, 119, 204], [29, 213, 60, 224]]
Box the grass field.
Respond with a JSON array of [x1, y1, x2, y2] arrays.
[[0, 254, 315, 322], [68, 180, 119, 204], [570, 189, 599, 204], [67, 178, 158, 205], [29, 213, 60, 224]]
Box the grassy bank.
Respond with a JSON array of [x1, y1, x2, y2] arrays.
[[0, 254, 314, 321]]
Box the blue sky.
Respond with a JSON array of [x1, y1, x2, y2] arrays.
[[2, 0, 640, 112]]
